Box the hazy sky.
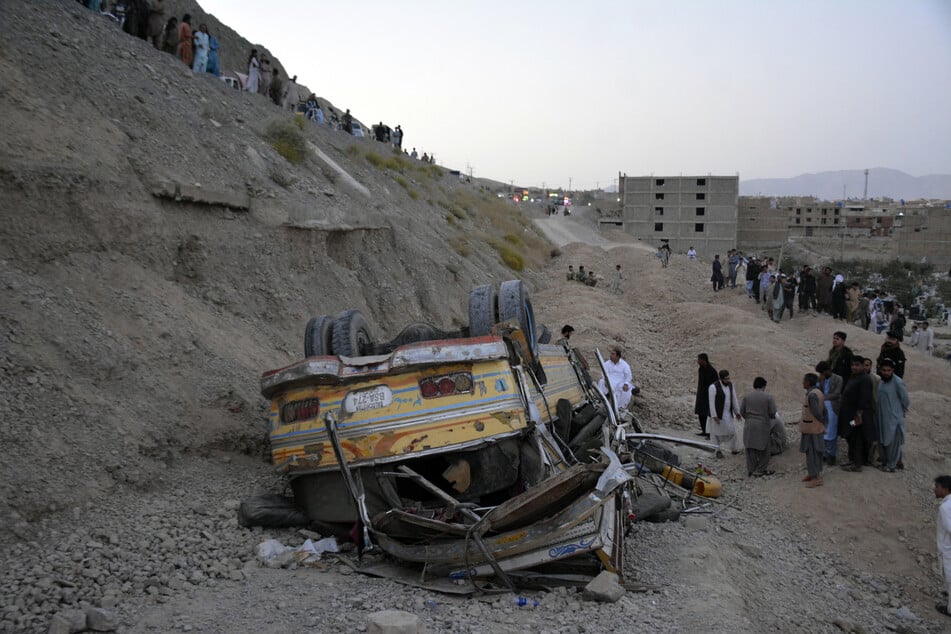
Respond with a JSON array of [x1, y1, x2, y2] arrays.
[[200, 0, 951, 189]]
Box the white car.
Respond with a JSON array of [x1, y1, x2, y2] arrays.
[[351, 122, 365, 138]]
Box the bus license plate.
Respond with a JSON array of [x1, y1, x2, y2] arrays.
[[344, 386, 393, 413]]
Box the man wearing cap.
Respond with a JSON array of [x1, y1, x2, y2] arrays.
[[877, 333, 906, 378], [877, 358, 909, 472], [707, 369, 743, 458]]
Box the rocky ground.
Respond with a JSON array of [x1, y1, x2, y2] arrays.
[[3, 2, 951, 633]]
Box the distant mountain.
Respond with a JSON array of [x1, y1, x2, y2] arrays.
[[740, 168, 951, 201]]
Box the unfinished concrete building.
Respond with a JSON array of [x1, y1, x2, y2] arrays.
[[618, 175, 738, 256]]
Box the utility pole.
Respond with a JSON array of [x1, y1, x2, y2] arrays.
[[465, 162, 474, 179], [568, 177, 572, 193], [863, 168, 869, 200]]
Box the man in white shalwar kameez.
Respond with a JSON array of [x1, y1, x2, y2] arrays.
[[598, 347, 634, 410], [708, 369, 743, 458], [933, 475, 951, 618]]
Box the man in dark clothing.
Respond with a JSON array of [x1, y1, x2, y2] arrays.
[[799, 266, 817, 312], [838, 356, 876, 472], [694, 353, 718, 438], [877, 333, 907, 378], [747, 258, 761, 301], [826, 330, 854, 382], [268, 69, 283, 106], [817, 267, 834, 314], [780, 275, 797, 319], [711, 256, 724, 292]]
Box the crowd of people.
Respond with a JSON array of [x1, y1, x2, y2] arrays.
[[77, 2, 442, 165], [693, 328, 912, 488], [695, 248, 942, 356]]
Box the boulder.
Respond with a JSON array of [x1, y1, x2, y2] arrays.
[[366, 609, 423, 634], [582, 571, 625, 603]]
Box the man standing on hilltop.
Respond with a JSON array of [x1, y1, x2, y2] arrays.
[[269, 69, 284, 106], [146, 0, 165, 49], [283, 75, 300, 111], [176, 14, 193, 68]]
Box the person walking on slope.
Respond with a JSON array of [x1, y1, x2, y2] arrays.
[[934, 476, 951, 618], [694, 353, 718, 438], [741, 377, 778, 476], [708, 369, 743, 458], [799, 373, 827, 487]]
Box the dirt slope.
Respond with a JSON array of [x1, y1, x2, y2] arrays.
[[0, 0, 548, 536]]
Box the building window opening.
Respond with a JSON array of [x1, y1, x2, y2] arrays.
[[694, 223, 704, 232], [655, 178, 665, 186], [696, 193, 706, 200], [654, 222, 663, 231], [696, 207, 705, 216], [655, 193, 664, 200], [655, 207, 664, 215], [697, 178, 706, 186]]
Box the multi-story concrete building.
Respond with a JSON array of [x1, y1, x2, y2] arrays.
[[617, 174, 738, 256]]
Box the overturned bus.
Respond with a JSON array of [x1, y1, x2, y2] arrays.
[[259, 280, 634, 583]]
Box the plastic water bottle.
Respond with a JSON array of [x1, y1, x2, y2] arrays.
[[514, 596, 539, 607]]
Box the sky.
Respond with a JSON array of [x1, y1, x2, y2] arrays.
[[200, 0, 951, 190]]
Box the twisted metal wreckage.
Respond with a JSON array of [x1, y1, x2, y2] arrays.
[[258, 280, 722, 591]]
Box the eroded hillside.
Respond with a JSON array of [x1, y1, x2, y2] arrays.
[[0, 0, 550, 535]]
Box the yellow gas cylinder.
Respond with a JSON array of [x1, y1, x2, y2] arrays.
[[692, 476, 722, 498], [660, 465, 684, 486]]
